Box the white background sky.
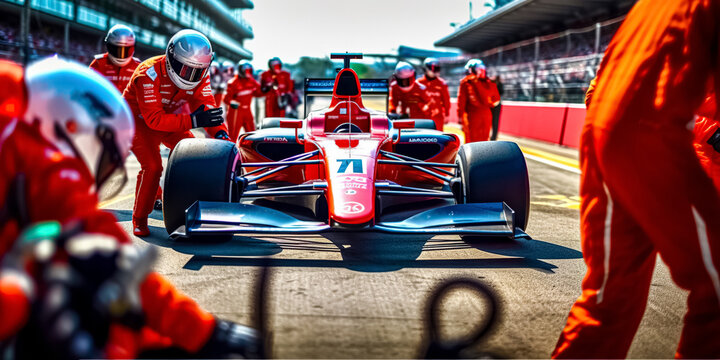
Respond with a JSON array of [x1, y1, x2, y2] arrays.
[[242, 0, 491, 68]]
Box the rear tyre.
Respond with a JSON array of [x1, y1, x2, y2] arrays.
[[456, 141, 530, 241], [163, 138, 238, 239]]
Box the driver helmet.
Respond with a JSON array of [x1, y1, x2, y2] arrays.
[[465, 59, 486, 78], [423, 57, 441, 78], [165, 29, 213, 90], [394, 62, 416, 91], [238, 61, 254, 78], [23, 57, 134, 200], [268, 57, 282, 73], [105, 24, 135, 67], [221, 60, 235, 77]]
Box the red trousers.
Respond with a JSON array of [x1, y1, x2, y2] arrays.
[[226, 107, 255, 143], [462, 109, 492, 143], [553, 121, 720, 358], [132, 130, 193, 220]]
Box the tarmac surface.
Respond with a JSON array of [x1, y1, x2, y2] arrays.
[[101, 132, 687, 358]]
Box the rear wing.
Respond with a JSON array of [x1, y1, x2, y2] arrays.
[[303, 78, 389, 117]]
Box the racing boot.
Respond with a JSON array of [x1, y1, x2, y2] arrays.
[[132, 217, 150, 237], [153, 186, 163, 211]]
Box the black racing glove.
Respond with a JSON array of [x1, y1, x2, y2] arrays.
[[191, 105, 224, 128], [214, 130, 230, 141], [707, 128, 720, 154], [196, 319, 263, 359], [260, 82, 272, 93]]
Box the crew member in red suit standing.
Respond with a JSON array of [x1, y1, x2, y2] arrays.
[[0, 58, 259, 358], [552, 0, 720, 358], [123, 29, 229, 237], [89, 24, 141, 93], [223, 61, 262, 142], [416, 57, 450, 130], [457, 59, 500, 143], [389, 62, 431, 119], [259, 57, 293, 117]]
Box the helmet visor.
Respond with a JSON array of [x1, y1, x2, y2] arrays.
[[396, 77, 412, 88], [168, 55, 208, 83], [95, 124, 128, 201], [426, 63, 441, 73], [106, 43, 134, 60]]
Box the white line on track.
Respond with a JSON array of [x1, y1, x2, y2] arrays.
[[523, 153, 582, 175]]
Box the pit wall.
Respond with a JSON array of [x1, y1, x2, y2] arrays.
[[448, 100, 587, 149]]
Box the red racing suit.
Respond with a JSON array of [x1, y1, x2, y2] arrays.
[[123, 55, 227, 222], [89, 53, 141, 93], [457, 74, 500, 143], [417, 75, 451, 130], [223, 74, 262, 142], [259, 69, 293, 117], [0, 60, 217, 358], [552, 1, 720, 358], [389, 81, 431, 119]]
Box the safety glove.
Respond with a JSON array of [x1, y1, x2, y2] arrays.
[[195, 319, 263, 359], [708, 128, 720, 153], [191, 105, 224, 128], [214, 130, 231, 141]]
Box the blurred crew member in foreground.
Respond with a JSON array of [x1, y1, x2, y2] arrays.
[[552, 1, 720, 358], [123, 29, 229, 237], [389, 61, 430, 119], [0, 58, 259, 358], [89, 24, 141, 93], [224, 61, 262, 142], [260, 57, 294, 117], [457, 59, 500, 143], [417, 57, 450, 130]]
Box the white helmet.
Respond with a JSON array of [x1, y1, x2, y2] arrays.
[[423, 57, 441, 76], [221, 60, 235, 76], [394, 62, 416, 90], [464, 59, 485, 75], [165, 29, 213, 90], [23, 58, 134, 200], [105, 24, 135, 67]]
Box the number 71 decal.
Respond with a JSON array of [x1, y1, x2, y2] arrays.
[[336, 159, 364, 174]]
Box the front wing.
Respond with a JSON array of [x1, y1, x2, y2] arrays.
[[171, 201, 529, 239]]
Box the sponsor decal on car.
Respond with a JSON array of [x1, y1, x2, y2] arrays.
[[262, 137, 289, 142], [408, 137, 438, 143], [336, 159, 364, 174], [340, 201, 365, 214]]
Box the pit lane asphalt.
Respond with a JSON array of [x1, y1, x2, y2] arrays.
[[102, 135, 687, 358]]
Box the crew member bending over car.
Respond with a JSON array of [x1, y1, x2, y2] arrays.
[[0, 58, 258, 358], [389, 62, 431, 119], [123, 29, 229, 237], [457, 59, 500, 143], [89, 24, 141, 93], [552, 0, 720, 358], [417, 57, 450, 130], [260, 57, 294, 117], [224, 61, 262, 142]]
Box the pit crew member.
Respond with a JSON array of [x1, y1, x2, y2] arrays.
[[552, 0, 720, 358], [389, 62, 431, 119], [259, 57, 294, 117], [417, 57, 450, 130], [457, 59, 500, 143], [223, 61, 262, 142], [89, 24, 141, 93], [123, 29, 229, 237], [0, 58, 258, 358]]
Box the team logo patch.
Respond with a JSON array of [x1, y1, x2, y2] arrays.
[[146, 66, 157, 81]]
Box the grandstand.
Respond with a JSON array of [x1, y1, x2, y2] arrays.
[[0, 0, 254, 65], [435, 0, 637, 103]]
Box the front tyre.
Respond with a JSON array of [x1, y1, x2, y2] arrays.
[[163, 138, 238, 236], [456, 141, 530, 239]]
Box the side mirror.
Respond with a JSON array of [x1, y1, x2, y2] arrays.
[[392, 120, 414, 144], [280, 120, 303, 129], [393, 120, 415, 129], [280, 119, 304, 145]]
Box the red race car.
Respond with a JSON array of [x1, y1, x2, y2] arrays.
[[163, 53, 530, 241]]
